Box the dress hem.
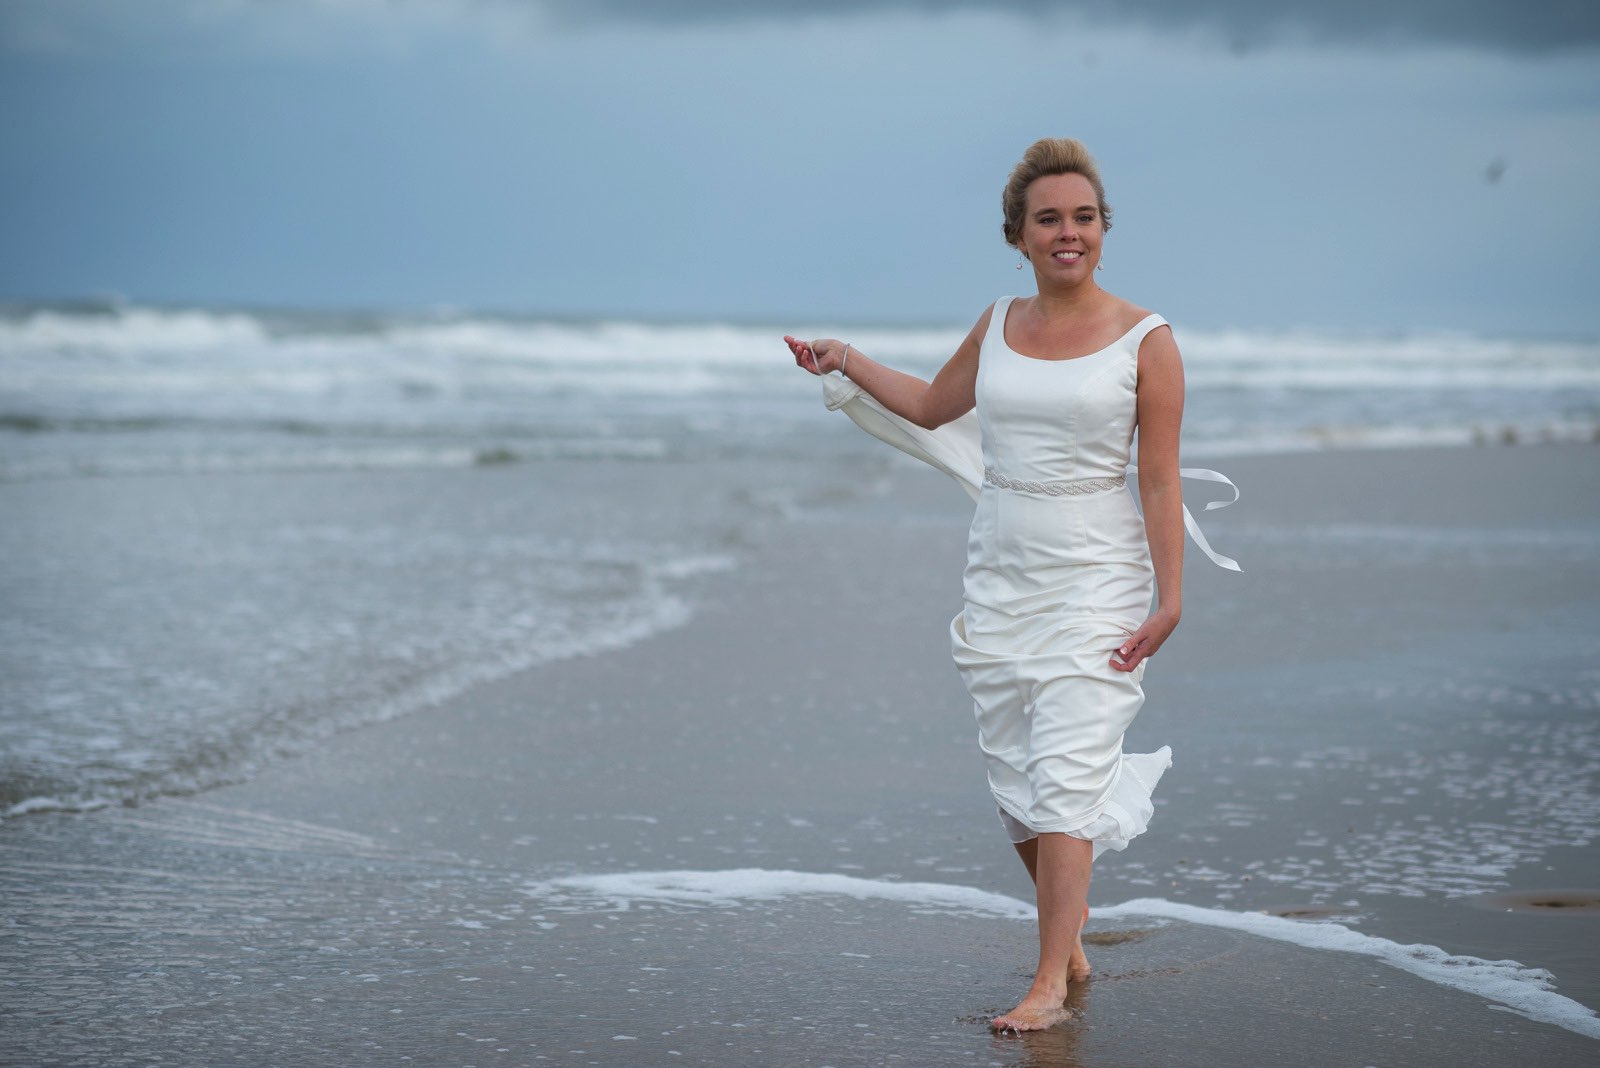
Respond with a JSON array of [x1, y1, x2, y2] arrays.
[[991, 746, 1174, 860]]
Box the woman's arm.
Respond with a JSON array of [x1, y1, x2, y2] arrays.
[[783, 304, 991, 430], [1113, 324, 1185, 673]]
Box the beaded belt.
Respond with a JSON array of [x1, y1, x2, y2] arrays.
[[982, 467, 1126, 497]]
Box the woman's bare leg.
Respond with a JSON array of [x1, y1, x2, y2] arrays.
[[1012, 837, 1091, 979], [993, 832, 1093, 1032], [1012, 836, 1040, 883]]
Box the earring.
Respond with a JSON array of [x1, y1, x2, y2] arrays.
[[1016, 253, 1026, 271], [1096, 260, 1105, 272]]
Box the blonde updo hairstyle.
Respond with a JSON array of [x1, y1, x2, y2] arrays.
[[1001, 138, 1113, 252]]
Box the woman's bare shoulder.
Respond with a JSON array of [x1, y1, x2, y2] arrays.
[[959, 300, 1003, 349], [1109, 296, 1161, 332]]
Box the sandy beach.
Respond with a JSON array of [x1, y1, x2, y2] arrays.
[[4, 440, 1599, 1066]]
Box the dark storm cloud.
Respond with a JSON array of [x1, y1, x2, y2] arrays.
[[539, 0, 1600, 54]]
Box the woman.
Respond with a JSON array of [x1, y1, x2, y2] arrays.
[[783, 138, 1238, 1032]]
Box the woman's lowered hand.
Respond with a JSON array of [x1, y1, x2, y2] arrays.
[[1111, 606, 1180, 672]]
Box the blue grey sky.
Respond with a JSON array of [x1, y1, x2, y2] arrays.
[[1, 0, 1596, 335]]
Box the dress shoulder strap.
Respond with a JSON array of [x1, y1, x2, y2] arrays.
[[1128, 313, 1169, 349]]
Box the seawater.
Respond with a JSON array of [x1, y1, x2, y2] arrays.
[[2, 301, 1596, 481], [0, 463, 738, 819], [3, 301, 1597, 823]]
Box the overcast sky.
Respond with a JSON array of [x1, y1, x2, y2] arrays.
[[1, 0, 1596, 335]]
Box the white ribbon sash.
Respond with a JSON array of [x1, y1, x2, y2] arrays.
[[821, 373, 1241, 571]]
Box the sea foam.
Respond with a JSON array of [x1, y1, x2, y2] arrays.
[[524, 867, 1600, 1041]]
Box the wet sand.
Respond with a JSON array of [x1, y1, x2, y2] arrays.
[[3, 442, 1598, 1065]]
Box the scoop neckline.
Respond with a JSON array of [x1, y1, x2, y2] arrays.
[[999, 298, 1160, 363]]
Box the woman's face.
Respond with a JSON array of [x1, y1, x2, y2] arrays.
[[1018, 172, 1104, 282]]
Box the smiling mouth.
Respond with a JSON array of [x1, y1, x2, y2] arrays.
[[1052, 250, 1082, 262]]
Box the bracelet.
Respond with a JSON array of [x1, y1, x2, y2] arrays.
[[841, 342, 850, 375]]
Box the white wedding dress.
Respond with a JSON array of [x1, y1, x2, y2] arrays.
[[822, 297, 1238, 861]]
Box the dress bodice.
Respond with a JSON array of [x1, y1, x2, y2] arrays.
[[819, 302, 1241, 572], [976, 295, 1167, 486]]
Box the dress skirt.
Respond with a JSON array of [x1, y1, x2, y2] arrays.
[[951, 478, 1173, 862]]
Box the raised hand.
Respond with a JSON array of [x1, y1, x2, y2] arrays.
[[783, 335, 846, 376]]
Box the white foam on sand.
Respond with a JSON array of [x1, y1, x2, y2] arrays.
[[527, 867, 1036, 921], [1093, 897, 1600, 1041], [524, 868, 1600, 1041]]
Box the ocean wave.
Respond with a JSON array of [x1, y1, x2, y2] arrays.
[[2, 302, 1597, 474], [0, 305, 271, 353], [4, 302, 1594, 383]]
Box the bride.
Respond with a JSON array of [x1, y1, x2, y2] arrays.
[[784, 137, 1238, 1031]]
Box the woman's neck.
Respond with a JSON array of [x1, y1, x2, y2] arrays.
[[1030, 282, 1108, 321]]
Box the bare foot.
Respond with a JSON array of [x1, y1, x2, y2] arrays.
[[990, 985, 1073, 1032], [991, 904, 1093, 1032], [1068, 903, 1091, 982]]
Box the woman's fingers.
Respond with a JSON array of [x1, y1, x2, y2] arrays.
[[1113, 610, 1180, 671], [783, 335, 847, 376], [1111, 631, 1155, 671], [783, 336, 821, 374]]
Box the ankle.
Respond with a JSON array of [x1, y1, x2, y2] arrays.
[[1026, 975, 1070, 1001]]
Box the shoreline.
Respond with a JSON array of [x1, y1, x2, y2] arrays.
[[0, 436, 1590, 832], [4, 435, 1589, 828], [2, 429, 1599, 491]]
